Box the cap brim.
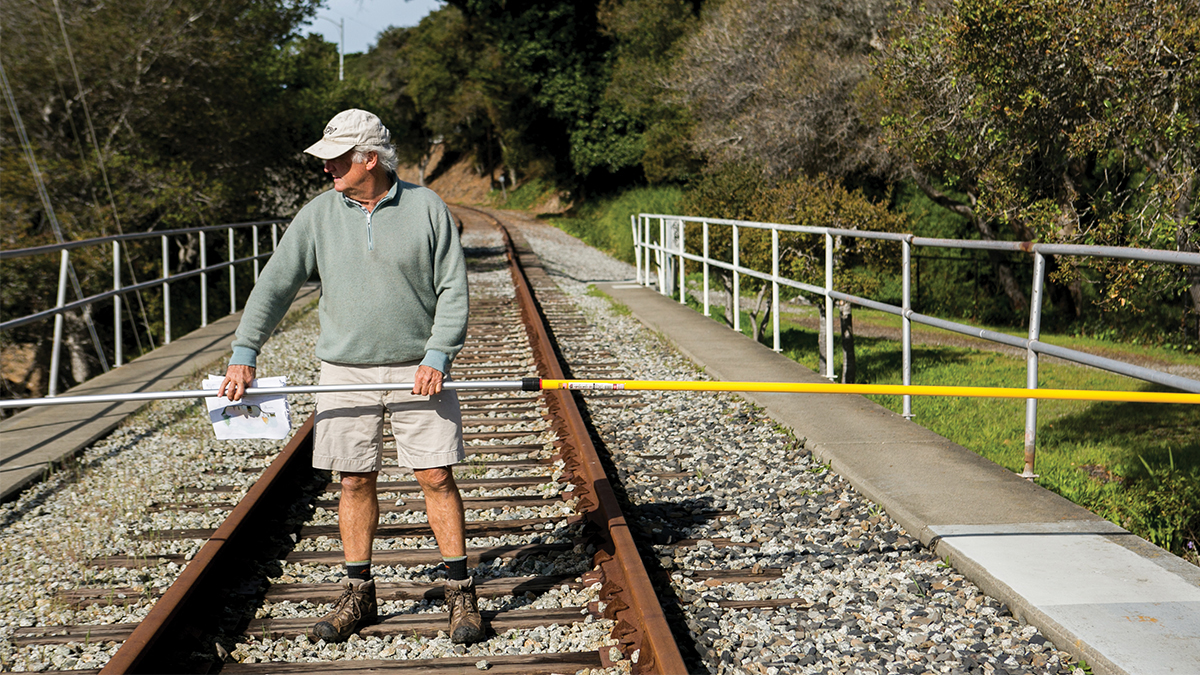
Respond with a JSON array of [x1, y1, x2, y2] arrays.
[[304, 138, 355, 160]]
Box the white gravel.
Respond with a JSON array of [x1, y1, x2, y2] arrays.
[[498, 212, 1085, 675], [0, 211, 1084, 675]]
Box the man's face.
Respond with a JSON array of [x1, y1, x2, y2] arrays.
[[324, 150, 372, 199]]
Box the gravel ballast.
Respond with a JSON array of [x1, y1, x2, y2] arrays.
[[496, 210, 1085, 675], [0, 211, 1084, 674]]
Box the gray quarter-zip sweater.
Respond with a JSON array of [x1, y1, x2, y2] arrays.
[[230, 178, 468, 373]]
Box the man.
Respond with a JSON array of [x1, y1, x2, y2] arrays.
[[218, 108, 483, 645]]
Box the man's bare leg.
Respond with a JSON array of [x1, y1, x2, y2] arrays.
[[414, 466, 466, 557], [415, 465, 482, 643], [308, 470, 380, 643], [339, 471, 379, 562]]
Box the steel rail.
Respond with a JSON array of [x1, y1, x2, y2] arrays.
[[496, 213, 689, 674], [83, 208, 686, 673], [100, 415, 316, 673]]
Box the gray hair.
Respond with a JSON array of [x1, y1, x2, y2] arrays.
[[352, 143, 399, 173]]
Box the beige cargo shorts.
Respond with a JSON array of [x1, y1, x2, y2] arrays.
[[313, 360, 465, 473]]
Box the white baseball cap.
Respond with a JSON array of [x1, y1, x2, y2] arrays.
[[304, 109, 391, 160]]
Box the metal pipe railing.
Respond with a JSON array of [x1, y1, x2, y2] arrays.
[[2, 219, 287, 394], [634, 212, 1200, 478], [0, 219, 287, 261]]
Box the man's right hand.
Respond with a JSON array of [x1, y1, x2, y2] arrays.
[[219, 365, 256, 401]]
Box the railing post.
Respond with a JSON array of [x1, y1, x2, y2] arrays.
[[162, 235, 171, 345], [200, 230, 208, 327], [114, 240, 122, 367], [644, 217, 651, 287], [732, 224, 741, 333], [678, 219, 686, 305], [271, 222, 279, 250], [253, 225, 260, 282], [772, 227, 781, 352], [702, 220, 710, 317], [824, 232, 835, 380], [1022, 251, 1047, 479], [48, 250, 69, 397], [657, 217, 666, 295], [902, 237, 913, 418], [632, 215, 641, 285], [228, 227, 236, 314]]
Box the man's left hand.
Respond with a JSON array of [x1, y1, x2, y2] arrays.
[[412, 365, 444, 396]]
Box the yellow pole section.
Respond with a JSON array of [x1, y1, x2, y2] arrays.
[[540, 379, 1200, 405]]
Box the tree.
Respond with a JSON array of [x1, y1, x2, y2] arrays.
[[597, 0, 704, 183], [447, 0, 646, 180], [666, 0, 898, 181], [878, 0, 1200, 332], [752, 175, 908, 382], [682, 166, 907, 381], [1, 0, 350, 398]]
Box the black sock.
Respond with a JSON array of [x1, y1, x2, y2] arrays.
[[443, 555, 468, 581], [346, 560, 371, 581]]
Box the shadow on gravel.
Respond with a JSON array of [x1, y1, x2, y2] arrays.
[[463, 245, 508, 269], [571, 391, 711, 672], [0, 400, 206, 530]]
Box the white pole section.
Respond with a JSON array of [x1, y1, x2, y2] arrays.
[[114, 240, 122, 367], [162, 235, 172, 345], [824, 232, 834, 380], [48, 250, 70, 396]]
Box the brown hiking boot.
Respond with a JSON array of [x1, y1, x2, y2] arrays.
[[445, 577, 485, 644], [308, 578, 377, 643]]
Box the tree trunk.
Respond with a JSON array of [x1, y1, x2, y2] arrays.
[[911, 173, 1029, 314], [64, 309, 95, 386], [747, 284, 771, 343], [1189, 282, 1200, 343], [715, 271, 735, 328], [1178, 204, 1200, 341], [839, 300, 856, 384]]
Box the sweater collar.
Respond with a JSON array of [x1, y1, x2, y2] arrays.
[[341, 175, 399, 212]]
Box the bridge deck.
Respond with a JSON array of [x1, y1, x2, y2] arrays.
[[598, 281, 1200, 675], [0, 285, 320, 502]]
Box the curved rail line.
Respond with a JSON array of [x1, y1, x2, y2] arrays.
[[12, 209, 684, 673]]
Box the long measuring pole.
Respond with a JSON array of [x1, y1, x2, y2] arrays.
[[2, 378, 1197, 410]]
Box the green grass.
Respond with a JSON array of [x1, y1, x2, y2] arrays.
[[687, 293, 1200, 563], [487, 177, 559, 212], [546, 185, 684, 264], [841, 306, 1199, 367]]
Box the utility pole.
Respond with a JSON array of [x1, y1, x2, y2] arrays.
[[317, 16, 344, 81]]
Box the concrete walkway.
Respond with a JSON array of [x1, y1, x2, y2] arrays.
[[597, 281, 1200, 675], [0, 285, 319, 502]]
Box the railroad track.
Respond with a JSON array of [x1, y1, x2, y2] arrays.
[[8, 208, 684, 674]]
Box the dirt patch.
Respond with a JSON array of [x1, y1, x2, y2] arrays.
[[394, 146, 493, 205]]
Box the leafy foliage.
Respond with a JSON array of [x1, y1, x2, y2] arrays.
[[666, 0, 897, 181], [878, 0, 1200, 333], [1, 0, 360, 396]]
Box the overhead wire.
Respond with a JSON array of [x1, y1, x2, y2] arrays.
[[28, 8, 113, 372], [0, 60, 110, 376], [50, 0, 153, 356]]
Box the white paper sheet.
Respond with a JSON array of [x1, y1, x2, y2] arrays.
[[202, 375, 292, 440]]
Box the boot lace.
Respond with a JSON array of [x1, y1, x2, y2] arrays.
[[332, 585, 366, 623]]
